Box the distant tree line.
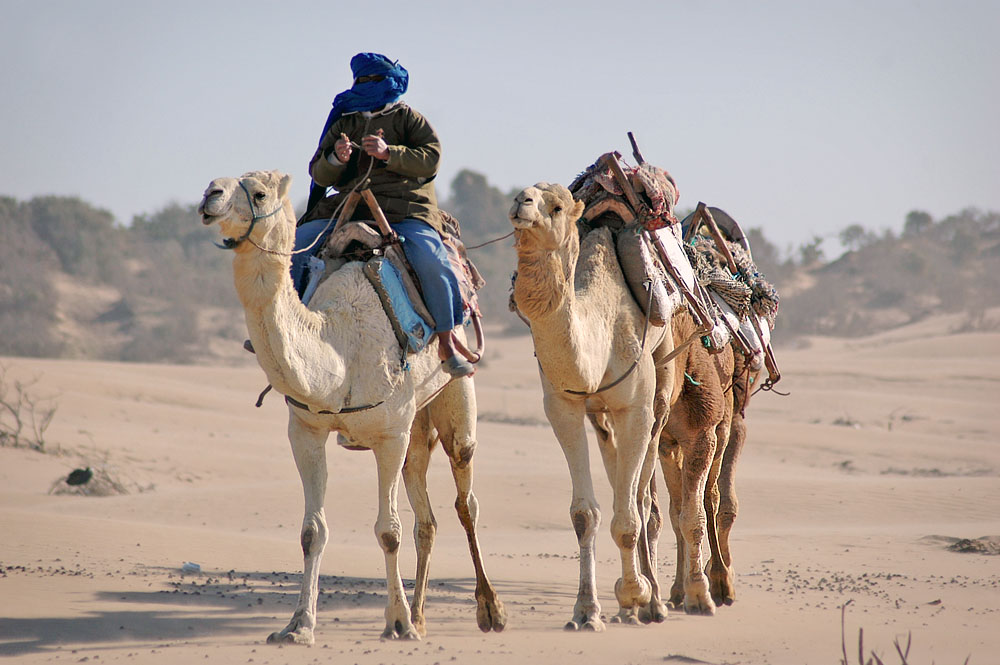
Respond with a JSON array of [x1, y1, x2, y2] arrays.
[[0, 195, 240, 362], [1, 173, 997, 363]]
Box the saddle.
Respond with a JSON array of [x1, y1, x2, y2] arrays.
[[569, 152, 698, 329], [567, 144, 779, 382], [312, 210, 484, 356]]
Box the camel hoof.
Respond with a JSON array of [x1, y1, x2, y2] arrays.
[[477, 598, 507, 633], [684, 601, 716, 617], [381, 621, 421, 641], [564, 617, 605, 632], [710, 590, 736, 607], [614, 576, 652, 608], [612, 610, 641, 625], [266, 628, 314, 645], [639, 600, 668, 624]]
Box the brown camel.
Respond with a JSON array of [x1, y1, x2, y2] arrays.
[[705, 348, 762, 606], [656, 308, 735, 615]]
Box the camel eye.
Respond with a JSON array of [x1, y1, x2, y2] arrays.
[[254, 191, 267, 201], [553, 205, 563, 213]]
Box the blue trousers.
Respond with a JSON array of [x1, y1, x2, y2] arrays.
[[292, 218, 463, 333]]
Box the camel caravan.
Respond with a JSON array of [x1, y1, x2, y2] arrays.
[[198, 133, 779, 643]]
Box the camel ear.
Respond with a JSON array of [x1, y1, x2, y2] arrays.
[[277, 173, 292, 199], [571, 199, 585, 221]]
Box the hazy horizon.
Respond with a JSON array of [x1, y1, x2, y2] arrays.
[[2, 0, 997, 251]]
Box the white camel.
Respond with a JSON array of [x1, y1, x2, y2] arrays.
[[198, 170, 505, 643]]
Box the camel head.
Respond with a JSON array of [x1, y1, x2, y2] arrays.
[[508, 183, 585, 252], [199, 170, 294, 251]]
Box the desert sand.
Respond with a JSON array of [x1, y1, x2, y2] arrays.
[[2, 312, 998, 665]]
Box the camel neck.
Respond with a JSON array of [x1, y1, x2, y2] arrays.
[[513, 238, 578, 322], [233, 245, 348, 407]]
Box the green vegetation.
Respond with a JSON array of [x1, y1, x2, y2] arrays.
[[1, 174, 997, 363]]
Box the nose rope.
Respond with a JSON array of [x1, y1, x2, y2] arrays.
[[214, 180, 287, 250], [220, 158, 378, 257]]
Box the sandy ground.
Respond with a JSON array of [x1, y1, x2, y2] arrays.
[[1, 314, 998, 665]]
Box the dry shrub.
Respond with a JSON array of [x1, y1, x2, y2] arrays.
[[839, 600, 970, 665], [0, 364, 57, 452]]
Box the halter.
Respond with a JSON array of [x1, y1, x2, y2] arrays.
[[215, 180, 286, 250]]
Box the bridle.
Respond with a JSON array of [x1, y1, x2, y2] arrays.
[[214, 180, 286, 250]]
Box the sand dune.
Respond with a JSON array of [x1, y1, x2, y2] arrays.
[[1, 316, 998, 664]]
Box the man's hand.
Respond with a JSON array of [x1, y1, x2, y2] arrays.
[[333, 133, 353, 163], [362, 133, 390, 161]]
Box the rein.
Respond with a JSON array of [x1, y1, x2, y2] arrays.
[[563, 284, 654, 396], [216, 160, 378, 256], [465, 230, 514, 250], [517, 281, 656, 397]]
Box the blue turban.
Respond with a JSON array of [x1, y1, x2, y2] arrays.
[[307, 54, 409, 210]]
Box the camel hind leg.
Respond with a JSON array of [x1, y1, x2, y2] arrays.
[[704, 412, 733, 606], [710, 360, 757, 605], [636, 472, 668, 623], [430, 379, 506, 633], [402, 409, 437, 637]]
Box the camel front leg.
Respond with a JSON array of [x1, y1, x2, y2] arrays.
[[590, 408, 664, 623], [431, 382, 507, 633], [658, 431, 686, 609], [607, 408, 655, 625], [675, 426, 718, 615], [372, 433, 419, 640], [402, 410, 436, 637], [268, 417, 330, 645], [588, 410, 663, 623], [545, 392, 604, 632]]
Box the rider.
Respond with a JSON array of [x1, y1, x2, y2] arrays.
[[294, 53, 473, 378]]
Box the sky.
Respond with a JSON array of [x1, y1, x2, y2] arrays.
[[2, 0, 998, 252]]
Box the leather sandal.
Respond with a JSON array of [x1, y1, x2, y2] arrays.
[[442, 354, 474, 378]]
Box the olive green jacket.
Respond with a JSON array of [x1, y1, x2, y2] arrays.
[[307, 102, 443, 233]]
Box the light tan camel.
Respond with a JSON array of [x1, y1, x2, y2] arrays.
[[509, 183, 676, 629], [198, 170, 505, 643], [656, 309, 735, 615]]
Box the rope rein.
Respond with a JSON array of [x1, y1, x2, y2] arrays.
[[529, 280, 656, 397], [217, 159, 378, 256], [465, 230, 514, 250]]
